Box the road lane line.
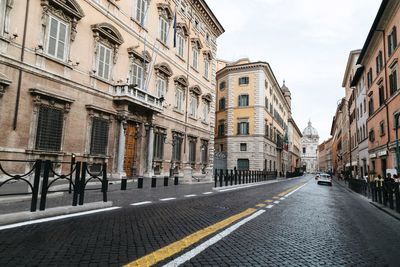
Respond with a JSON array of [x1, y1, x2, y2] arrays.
[[285, 183, 307, 197], [273, 201, 280, 204], [163, 210, 266, 267], [256, 203, 266, 207], [0, 207, 121, 231], [272, 196, 280, 199], [184, 194, 197, 198], [202, 192, 213, 195], [264, 199, 273, 203], [280, 197, 286, 200], [124, 208, 257, 267], [216, 183, 264, 192], [160, 198, 176, 201], [130, 201, 152, 206], [266, 204, 274, 209]]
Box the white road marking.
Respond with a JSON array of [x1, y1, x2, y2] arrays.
[[266, 204, 274, 209], [280, 197, 285, 200], [202, 192, 213, 195], [0, 207, 121, 231], [160, 198, 176, 201], [216, 183, 262, 192], [163, 210, 266, 267], [285, 183, 308, 197], [184, 194, 197, 198], [130, 201, 152, 206], [273, 201, 280, 204]]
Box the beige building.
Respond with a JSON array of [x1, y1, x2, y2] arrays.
[[0, 0, 224, 182], [288, 117, 302, 172], [215, 58, 291, 174], [318, 138, 332, 173]]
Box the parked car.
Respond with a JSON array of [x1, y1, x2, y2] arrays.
[[317, 173, 332, 186]]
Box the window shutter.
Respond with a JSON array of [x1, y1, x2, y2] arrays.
[[104, 48, 111, 80], [57, 22, 67, 60], [393, 26, 397, 50], [246, 122, 249, 134], [98, 45, 105, 78], [48, 18, 58, 56]]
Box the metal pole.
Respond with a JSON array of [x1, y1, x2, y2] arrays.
[[395, 113, 400, 173]]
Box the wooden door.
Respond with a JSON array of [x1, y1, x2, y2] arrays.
[[124, 123, 137, 177]]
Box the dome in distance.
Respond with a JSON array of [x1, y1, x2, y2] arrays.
[[302, 121, 319, 137]]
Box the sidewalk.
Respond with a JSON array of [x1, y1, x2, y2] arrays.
[[332, 176, 400, 221]]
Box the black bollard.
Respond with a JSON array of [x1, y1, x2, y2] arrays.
[[164, 176, 169, 186], [174, 175, 179, 185], [151, 176, 157, 188], [138, 177, 143, 188], [121, 178, 127, 190]]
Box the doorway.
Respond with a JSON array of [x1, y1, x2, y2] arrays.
[[381, 158, 387, 178], [124, 122, 137, 177]]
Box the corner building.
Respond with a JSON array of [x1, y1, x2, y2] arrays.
[[215, 59, 291, 173], [0, 0, 224, 182]]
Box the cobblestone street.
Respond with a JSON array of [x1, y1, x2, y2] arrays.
[[0, 175, 399, 266]]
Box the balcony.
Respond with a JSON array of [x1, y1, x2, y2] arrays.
[[112, 84, 163, 113]]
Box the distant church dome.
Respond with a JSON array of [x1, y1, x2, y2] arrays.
[[302, 121, 319, 138]]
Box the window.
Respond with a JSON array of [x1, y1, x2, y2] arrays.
[[237, 159, 249, 170], [379, 121, 385, 136], [219, 144, 224, 152], [0, 0, 11, 36], [240, 143, 247, 151], [47, 16, 68, 61], [189, 139, 196, 163], [389, 65, 398, 96], [388, 26, 397, 57], [367, 68, 373, 88], [303, 147, 306, 154], [376, 51, 383, 74], [174, 87, 184, 112], [156, 77, 166, 98], [189, 95, 197, 117], [364, 99, 366, 113], [153, 131, 165, 160], [379, 85, 385, 106], [159, 16, 168, 44], [131, 62, 143, 89], [204, 59, 209, 78], [237, 122, 249, 135], [265, 123, 269, 137], [90, 117, 109, 155], [35, 106, 64, 151], [217, 122, 225, 137], [202, 101, 209, 122], [368, 98, 374, 116], [97, 44, 112, 80], [265, 97, 269, 108], [369, 129, 375, 142], [177, 34, 185, 58], [201, 141, 208, 164], [192, 48, 198, 69], [172, 134, 183, 161], [239, 77, 249, 85], [135, 0, 147, 26], [219, 98, 225, 110], [238, 95, 249, 107], [219, 81, 226, 91]]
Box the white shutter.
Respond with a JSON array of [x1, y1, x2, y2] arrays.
[[57, 22, 67, 60], [98, 45, 105, 78], [104, 48, 111, 80], [48, 18, 58, 57]]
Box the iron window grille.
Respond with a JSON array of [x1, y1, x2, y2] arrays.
[[153, 132, 165, 160], [172, 135, 183, 161], [35, 105, 64, 151], [189, 139, 196, 163], [90, 117, 109, 155]]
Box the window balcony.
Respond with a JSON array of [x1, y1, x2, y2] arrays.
[[112, 84, 163, 113]]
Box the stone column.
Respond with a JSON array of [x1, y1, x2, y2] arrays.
[[117, 120, 127, 179], [145, 125, 154, 177]]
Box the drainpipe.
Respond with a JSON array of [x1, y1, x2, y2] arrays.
[[13, 0, 30, 130]]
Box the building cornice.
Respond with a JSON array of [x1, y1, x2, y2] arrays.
[[191, 0, 225, 37]]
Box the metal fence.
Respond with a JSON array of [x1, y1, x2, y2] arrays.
[[348, 179, 400, 213], [0, 159, 108, 212], [214, 168, 277, 188]]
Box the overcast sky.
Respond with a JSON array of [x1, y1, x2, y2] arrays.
[[206, 0, 381, 143]]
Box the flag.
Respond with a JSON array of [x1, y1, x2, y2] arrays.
[[173, 10, 177, 48]]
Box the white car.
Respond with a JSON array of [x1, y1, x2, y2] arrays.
[[317, 173, 332, 186]]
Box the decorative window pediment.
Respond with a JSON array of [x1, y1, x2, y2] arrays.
[[91, 23, 124, 46], [154, 62, 173, 78], [176, 22, 190, 37], [157, 3, 173, 20], [191, 38, 203, 50], [202, 93, 212, 102], [203, 50, 213, 60], [174, 75, 188, 88], [41, 0, 85, 20], [0, 72, 11, 98], [127, 46, 151, 64], [189, 85, 202, 96]]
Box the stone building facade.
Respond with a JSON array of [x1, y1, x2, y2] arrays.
[[0, 0, 224, 183], [215, 58, 291, 174], [300, 121, 319, 173], [317, 138, 332, 173]]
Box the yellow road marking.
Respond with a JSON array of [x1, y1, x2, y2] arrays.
[[264, 200, 273, 203], [256, 203, 266, 207], [272, 196, 280, 199], [124, 208, 257, 267]]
